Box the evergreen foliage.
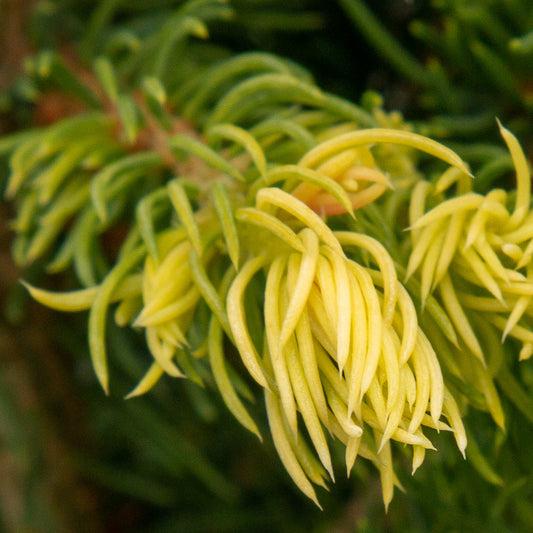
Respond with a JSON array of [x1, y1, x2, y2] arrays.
[[1, 1, 533, 531]]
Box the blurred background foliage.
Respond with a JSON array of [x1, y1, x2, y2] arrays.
[[1, 1, 533, 531]]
